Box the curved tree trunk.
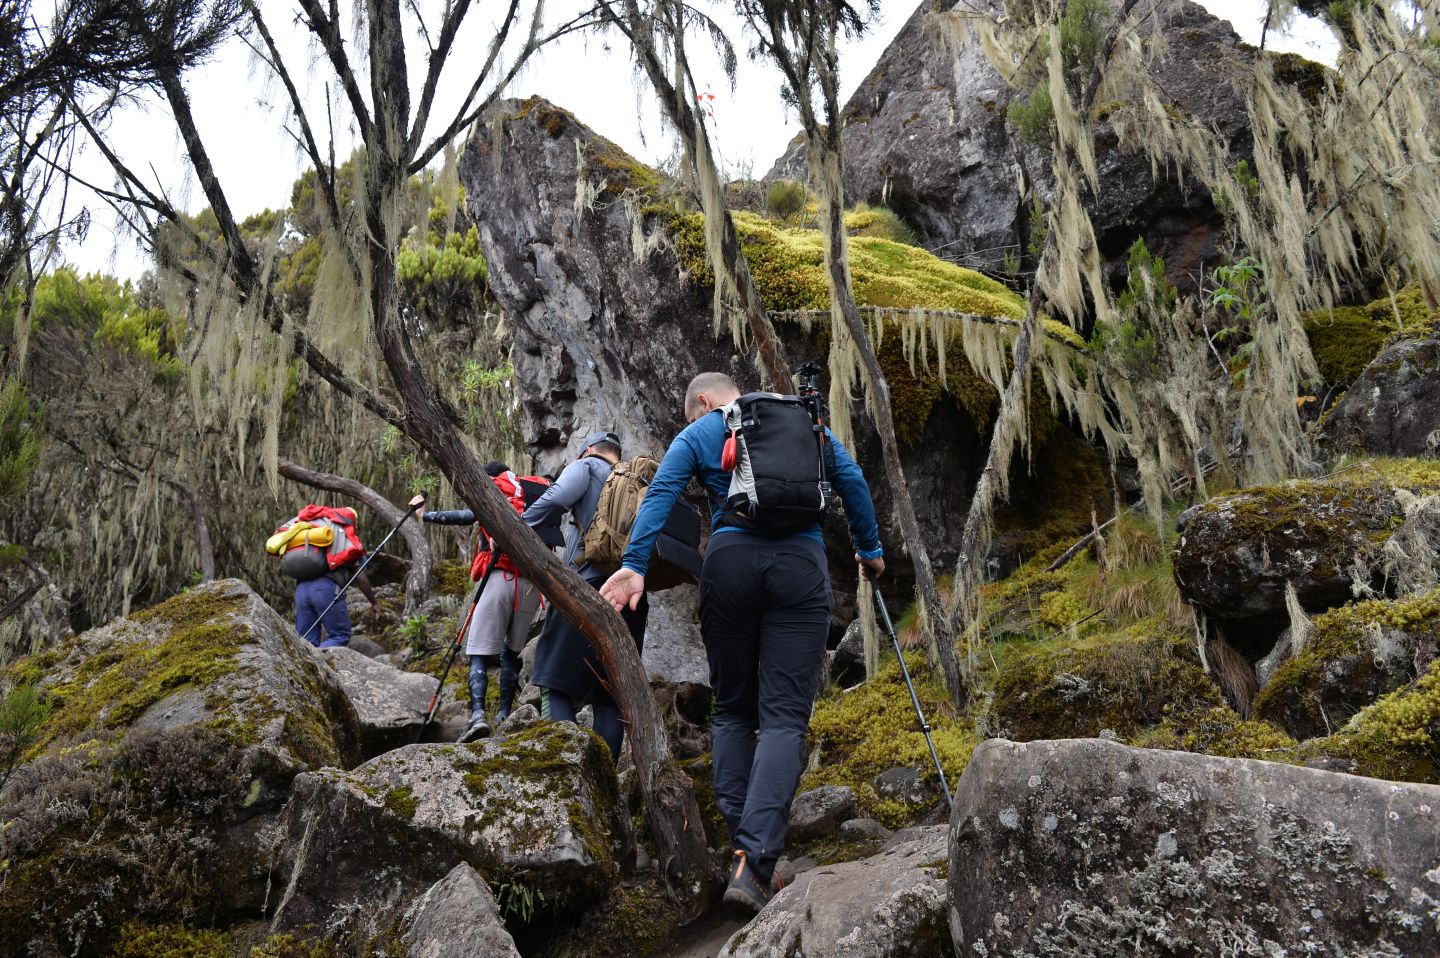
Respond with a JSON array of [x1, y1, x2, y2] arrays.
[[357, 3, 713, 902], [276, 457, 432, 615]]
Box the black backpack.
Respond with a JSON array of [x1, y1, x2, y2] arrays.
[[719, 392, 831, 533]]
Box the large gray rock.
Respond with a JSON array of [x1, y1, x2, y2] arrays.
[[721, 826, 952, 958], [269, 720, 626, 936], [398, 863, 521, 958], [767, 0, 1262, 288], [0, 579, 363, 955], [1323, 336, 1440, 457], [948, 738, 1440, 957], [318, 645, 460, 755], [1172, 477, 1403, 653], [642, 583, 709, 686]]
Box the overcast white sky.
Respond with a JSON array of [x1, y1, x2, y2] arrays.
[[62, 0, 1338, 279]]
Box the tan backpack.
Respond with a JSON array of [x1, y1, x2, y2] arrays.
[[577, 455, 659, 572]]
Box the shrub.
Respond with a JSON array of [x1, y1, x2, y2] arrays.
[[764, 179, 806, 221]]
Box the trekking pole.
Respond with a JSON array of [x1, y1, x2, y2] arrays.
[[415, 559, 498, 741], [299, 496, 425, 646], [866, 571, 954, 812]]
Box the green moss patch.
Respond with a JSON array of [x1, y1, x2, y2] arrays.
[[1304, 285, 1437, 387], [1299, 656, 1440, 783], [666, 209, 1023, 318], [27, 596, 248, 755], [987, 624, 1222, 742], [110, 922, 235, 958], [432, 560, 471, 598], [804, 652, 974, 828]]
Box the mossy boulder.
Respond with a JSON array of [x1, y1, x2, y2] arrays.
[[15, 578, 362, 770], [986, 629, 1222, 743], [1252, 589, 1440, 741], [0, 579, 362, 957], [1173, 477, 1409, 648], [269, 721, 627, 940], [949, 738, 1440, 957], [1322, 336, 1440, 457], [1293, 655, 1440, 784]]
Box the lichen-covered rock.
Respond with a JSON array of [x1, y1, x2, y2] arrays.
[[828, 619, 867, 687], [948, 738, 1440, 957], [768, 0, 1262, 289], [0, 579, 362, 956], [1253, 589, 1440, 740], [1323, 336, 1440, 456], [318, 645, 460, 756], [721, 826, 952, 958], [269, 721, 626, 937], [873, 766, 933, 807], [397, 863, 521, 958], [1173, 477, 1405, 647], [788, 784, 859, 841]]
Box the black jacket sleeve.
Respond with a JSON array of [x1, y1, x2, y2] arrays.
[[422, 509, 477, 526]]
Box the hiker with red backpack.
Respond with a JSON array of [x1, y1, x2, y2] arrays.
[[600, 370, 884, 913], [521, 430, 649, 760], [417, 461, 550, 742], [267, 505, 381, 648]]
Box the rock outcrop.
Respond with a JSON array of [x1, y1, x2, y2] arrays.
[[1323, 336, 1440, 456], [788, 784, 859, 842], [269, 721, 626, 937], [767, 0, 1261, 287], [460, 96, 1041, 648], [722, 826, 952, 958], [948, 738, 1440, 957], [0, 580, 362, 956], [396, 863, 522, 958]]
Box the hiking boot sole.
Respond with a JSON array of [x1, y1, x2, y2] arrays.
[[457, 723, 491, 744], [722, 879, 769, 914]]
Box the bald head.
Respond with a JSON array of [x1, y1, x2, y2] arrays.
[[685, 372, 741, 422]]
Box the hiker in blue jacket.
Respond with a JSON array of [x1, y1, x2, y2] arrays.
[[523, 430, 647, 759], [601, 371, 884, 912]]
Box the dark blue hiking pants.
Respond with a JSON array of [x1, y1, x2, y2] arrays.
[[294, 577, 351, 648], [698, 532, 832, 885]]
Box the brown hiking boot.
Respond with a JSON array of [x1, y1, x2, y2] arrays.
[[722, 850, 770, 913]]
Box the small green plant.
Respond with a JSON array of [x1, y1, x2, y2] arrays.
[[0, 681, 52, 790], [1208, 256, 1267, 385], [765, 179, 806, 221], [398, 614, 430, 656], [495, 877, 545, 922], [1091, 239, 1175, 378]]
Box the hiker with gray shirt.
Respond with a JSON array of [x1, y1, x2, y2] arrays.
[[522, 430, 647, 758]]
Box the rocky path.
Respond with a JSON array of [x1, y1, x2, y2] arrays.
[[652, 909, 748, 958]]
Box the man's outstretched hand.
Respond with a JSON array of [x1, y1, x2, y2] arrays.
[[600, 568, 646, 612]]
